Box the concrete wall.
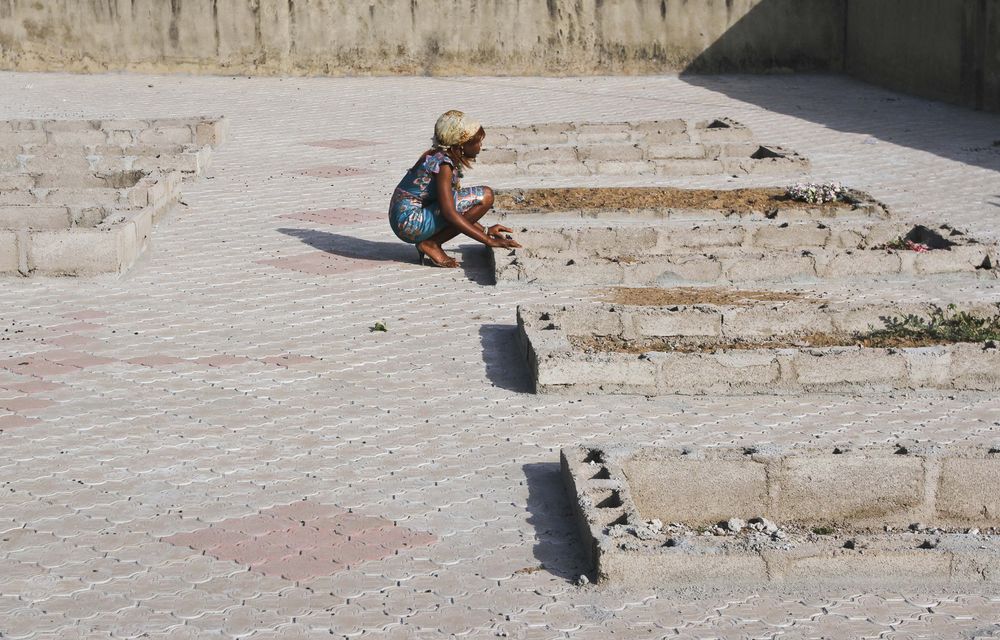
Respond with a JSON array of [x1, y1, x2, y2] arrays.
[[0, 0, 844, 76], [846, 0, 1000, 112]]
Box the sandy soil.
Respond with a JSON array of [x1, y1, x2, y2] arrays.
[[599, 287, 809, 306], [571, 332, 969, 354], [495, 187, 861, 214]]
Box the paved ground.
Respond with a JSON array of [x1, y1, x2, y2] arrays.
[[1, 71, 1000, 639]]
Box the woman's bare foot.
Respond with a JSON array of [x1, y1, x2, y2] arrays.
[[416, 240, 458, 268]]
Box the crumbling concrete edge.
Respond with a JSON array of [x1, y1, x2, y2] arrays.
[[517, 302, 1000, 395], [561, 443, 1000, 588]]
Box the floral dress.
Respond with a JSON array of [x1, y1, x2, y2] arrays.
[[388, 151, 486, 244]]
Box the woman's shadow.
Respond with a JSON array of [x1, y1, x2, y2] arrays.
[[277, 227, 495, 284]]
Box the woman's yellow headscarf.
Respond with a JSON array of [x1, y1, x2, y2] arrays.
[[433, 110, 481, 149]]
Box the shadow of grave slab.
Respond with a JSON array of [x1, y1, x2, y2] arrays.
[[562, 444, 1000, 589], [490, 188, 995, 287], [478, 118, 809, 177], [516, 301, 1000, 395]]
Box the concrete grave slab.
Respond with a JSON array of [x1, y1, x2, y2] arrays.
[[562, 444, 1000, 589], [478, 118, 809, 177], [517, 301, 1000, 395], [0, 116, 225, 276], [493, 221, 996, 286]]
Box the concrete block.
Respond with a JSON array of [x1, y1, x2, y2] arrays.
[[722, 254, 816, 282], [575, 123, 632, 143], [792, 349, 908, 388], [527, 161, 589, 177], [624, 457, 768, 525], [719, 305, 834, 338], [594, 160, 654, 176], [633, 308, 723, 337], [0, 230, 19, 273], [27, 228, 122, 275], [505, 124, 569, 145], [646, 143, 708, 160], [651, 256, 724, 283], [42, 119, 98, 132], [195, 118, 229, 146], [656, 351, 781, 394], [937, 459, 1000, 524], [775, 456, 924, 525], [535, 353, 658, 392], [0, 205, 70, 230], [947, 344, 1000, 391], [0, 130, 47, 145], [577, 143, 644, 162], [783, 550, 952, 583], [138, 127, 197, 146], [751, 225, 831, 249], [654, 225, 745, 250], [476, 148, 516, 164], [630, 119, 687, 135], [516, 147, 578, 164], [47, 129, 109, 146], [819, 250, 903, 278], [0, 174, 34, 190], [21, 155, 94, 173], [903, 347, 953, 388], [654, 159, 725, 175], [913, 246, 991, 274], [600, 549, 767, 588]]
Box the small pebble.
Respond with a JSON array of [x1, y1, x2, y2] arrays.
[[726, 518, 746, 533], [576, 574, 590, 586], [967, 528, 980, 535]]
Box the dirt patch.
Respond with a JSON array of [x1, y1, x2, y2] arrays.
[[600, 287, 809, 306], [570, 332, 972, 355], [495, 187, 861, 214]]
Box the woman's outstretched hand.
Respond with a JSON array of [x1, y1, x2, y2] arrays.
[[486, 224, 522, 249]]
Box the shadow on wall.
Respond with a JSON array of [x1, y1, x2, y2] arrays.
[[680, 0, 1000, 173], [681, 0, 846, 73]]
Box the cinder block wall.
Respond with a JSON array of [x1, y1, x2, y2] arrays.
[[0, 0, 843, 76], [846, 0, 1000, 112]]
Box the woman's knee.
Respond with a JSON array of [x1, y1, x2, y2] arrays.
[[483, 186, 494, 207]]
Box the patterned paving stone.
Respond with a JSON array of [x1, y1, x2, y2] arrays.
[[279, 208, 383, 227], [0, 71, 998, 639]]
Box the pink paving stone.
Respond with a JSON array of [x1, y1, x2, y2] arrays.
[[0, 414, 41, 429], [325, 541, 395, 567], [43, 352, 116, 369], [267, 501, 345, 523], [6, 381, 62, 393], [302, 139, 380, 149], [296, 165, 373, 179], [327, 513, 388, 537], [63, 310, 109, 320], [161, 502, 435, 582], [45, 335, 102, 349], [278, 208, 382, 227], [1, 397, 54, 413], [257, 252, 385, 276], [125, 355, 188, 367], [260, 354, 322, 368], [1, 358, 78, 377], [190, 355, 254, 367], [162, 527, 235, 551], [47, 321, 103, 333]]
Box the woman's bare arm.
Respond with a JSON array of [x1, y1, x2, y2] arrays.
[[434, 164, 493, 244]]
